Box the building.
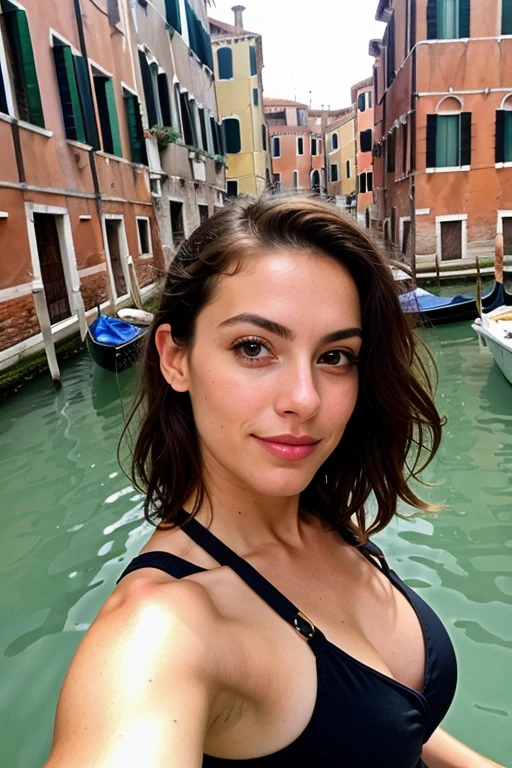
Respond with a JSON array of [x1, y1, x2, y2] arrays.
[[351, 78, 374, 226], [133, 0, 225, 257], [209, 5, 271, 196], [324, 106, 356, 212], [264, 98, 323, 193], [371, 0, 512, 268], [0, 0, 225, 375]]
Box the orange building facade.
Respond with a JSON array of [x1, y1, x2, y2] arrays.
[[352, 78, 374, 225], [264, 98, 324, 193], [0, 0, 224, 373], [371, 0, 512, 267]]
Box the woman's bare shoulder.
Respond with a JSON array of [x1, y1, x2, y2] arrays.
[[45, 578, 232, 767]]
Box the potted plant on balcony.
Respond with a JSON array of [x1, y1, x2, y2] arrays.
[[212, 154, 227, 172], [147, 125, 180, 151]]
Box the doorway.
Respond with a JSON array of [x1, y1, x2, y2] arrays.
[[105, 218, 127, 296], [33, 213, 71, 324]]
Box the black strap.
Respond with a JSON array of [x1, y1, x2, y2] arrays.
[[177, 509, 321, 646], [117, 551, 206, 583]]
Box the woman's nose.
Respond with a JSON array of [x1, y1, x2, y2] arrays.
[[274, 362, 321, 421]]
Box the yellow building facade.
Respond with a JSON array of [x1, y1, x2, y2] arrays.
[[209, 9, 271, 196], [325, 108, 356, 211]]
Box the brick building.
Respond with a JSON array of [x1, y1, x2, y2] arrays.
[[371, 0, 512, 269], [0, 0, 225, 374]]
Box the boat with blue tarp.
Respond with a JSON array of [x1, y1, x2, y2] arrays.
[[86, 312, 146, 372]]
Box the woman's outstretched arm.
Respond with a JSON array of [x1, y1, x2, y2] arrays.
[[45, 579, 226, 768], [422, 727, 508, 768]]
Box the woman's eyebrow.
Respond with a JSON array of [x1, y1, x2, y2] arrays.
[[218, 313, 362, 343]]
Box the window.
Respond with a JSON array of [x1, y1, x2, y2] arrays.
[[93, 71, 122, 156], [253, 87, 258, 106], [330, 163, 339, 182], [358, 93, 366, 112], [227, 180, 238, 197], [346, 160, 351, 178], [359, 174, 367, 194], [136, 217, 152, 255], [139, 53, 171, 129], [367, 91, 373, 108], [198, 204, 209, 224], [198, 106, 208, 151], [0, 0, 44, 126], [297, 109, 307, 126], [222, 117, 241, 153], [360, 129, 372, 153], [185, 2, 213, 69], [164, 0, 181, 34], [249, 45, 257, 76], [386, 13, 396, 87], [311, 138, 317, 155], [157, 72, 172, 126], [331, 132, 339, 151], [427, 0, 470, 40], [402, 121, 408, 174], [367, 172, 373, 192], [274, 172, 281, 191], [402, 219, 411, 255], [179, 91, 197, 146], [427, 113, 471, 168], [387, 129, 396, 173], [170, 200, 185, 247], [293, 170, 299, 189], [123, 88, 147, 164], [496, 109, 512, 163], [52, 39, 99, 146], [272, 136, 280, 157], [503, 0, 512, 34], [261, 124, 267, 151], [297, 136, 304, 155], [210, 116, 222, 154], [217, 47, 233, 79], [107, 0, 120, 25]]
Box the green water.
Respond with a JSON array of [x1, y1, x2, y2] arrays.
[[0, 324, 511, 767]]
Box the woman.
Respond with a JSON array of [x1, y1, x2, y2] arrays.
[[46, 197, 505, 767]]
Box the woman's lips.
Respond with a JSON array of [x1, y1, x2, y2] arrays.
[[252, 435, 321, 461]]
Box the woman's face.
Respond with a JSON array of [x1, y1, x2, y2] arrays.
[[160, 248, 362, 500]]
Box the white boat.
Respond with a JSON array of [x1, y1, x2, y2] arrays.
[[472, 306, 512, 385]]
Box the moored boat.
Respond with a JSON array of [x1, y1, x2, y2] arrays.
[[472, 307, 512, 386], [86, 312, 146, 373], [399, 280, 511, 325]]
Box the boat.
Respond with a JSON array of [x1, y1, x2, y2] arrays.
[[399, 280, 511, 325], [472, 306, 512, 385], [86, 311, 147, 372]]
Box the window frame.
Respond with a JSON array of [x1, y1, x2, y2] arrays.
[[222, 115, 241, 154], [91, 62, 123, 157], [331, 132, 339, 151], [217, 46, 233, 80], [297, 136, 304, 156], [272, 135, 280, 158], [226, 179, 238, 197], [330, 163, 339, 182], [136, 215, 153, 257]]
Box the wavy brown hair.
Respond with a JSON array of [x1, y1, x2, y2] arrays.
[[123, 195, 444, 543]]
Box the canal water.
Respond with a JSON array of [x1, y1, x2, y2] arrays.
[[0, 321, 511, 767]]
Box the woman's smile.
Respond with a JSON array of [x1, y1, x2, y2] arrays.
[[251, 433, 322, 462]]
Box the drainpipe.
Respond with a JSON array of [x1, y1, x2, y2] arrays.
[[409, 33, 417, 286], [72, 0, 115, 311]]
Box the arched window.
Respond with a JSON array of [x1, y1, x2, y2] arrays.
[[496, 94, 512, 163], [331, 132, 339, 150], [222, 117, 241, 153], [217, 47, 233, 80], [427, 96, 470, 168]]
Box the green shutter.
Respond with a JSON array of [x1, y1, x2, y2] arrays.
[[459, 0, 470, 37], [124, 91, 147, 165], [104, 78, 122, 157], [2, 4, 44, 127], [73, 55, 100, 149], [437, 0, 459, 39], [138, 51, 158, 127], [53, 43, 86, 143], [164, 0, 181, 34], [505, 112, 512, 163], [249, 46, 257, 76], [184, 1, 213, 69], [427, 0, 438, 39], [496, 110, 506, 163], [503, 0, 512, 34]]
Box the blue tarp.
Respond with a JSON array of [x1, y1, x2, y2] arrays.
[[89, 313, 143, 347], [399, 288, 471, 313]]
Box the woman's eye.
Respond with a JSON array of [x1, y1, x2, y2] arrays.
[[319, 350, 357, 367], [231, 338, 272, 361]]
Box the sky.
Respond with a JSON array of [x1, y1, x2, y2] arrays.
[[208, 0, 386, 108]]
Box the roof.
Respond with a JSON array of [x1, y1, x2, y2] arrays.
[[208, 17, 259, 37], [325, 111, 355, 131], [350, 76, 373, 103], [264, 97, 308, 108]]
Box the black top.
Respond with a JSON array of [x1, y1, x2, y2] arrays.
[[118, 512, 457, 767]]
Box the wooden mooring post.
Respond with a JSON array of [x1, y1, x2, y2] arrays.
[[31, 280, 62, 390]]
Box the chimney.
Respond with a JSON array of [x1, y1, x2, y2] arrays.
[[232, 5, 245, 29]]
